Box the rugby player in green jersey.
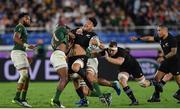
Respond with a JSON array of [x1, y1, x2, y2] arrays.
[[11, 13, 36, 108], [50, 25, 75, 108]]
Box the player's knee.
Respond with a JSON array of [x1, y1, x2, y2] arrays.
[[87, 70, 96, 82], [118, 73, 128, 81], [72, 59, 84, 73], [72, 64, 81, 72], [118, 73, 128, 85], [163, 73, 173, 82], [18, 69, 29, 83], [137, 76, 150, 88]]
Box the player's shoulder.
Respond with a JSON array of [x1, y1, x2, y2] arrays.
[[14, 24, 25, 33], [90, 31, 97, 36], [118, 47, 125, 51], [167, 33, 176, 41], [15, 23, 25, 29], [176, 34, 180, 41], [15, 24, 25, 31], [55, 26, 67, 33], [117, 47, 127, 55]]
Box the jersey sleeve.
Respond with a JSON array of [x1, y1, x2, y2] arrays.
[[116, 48, 126, 58], [118, 52, 126, 58], [54, 27, 66, 40], [169, 37, 177, 48], [14, 25, 23, 36]]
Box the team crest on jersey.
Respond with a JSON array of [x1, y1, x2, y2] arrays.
[[163, 43, 168, 47], [165, 43, 168, 46], [86, 34, 91, 38]]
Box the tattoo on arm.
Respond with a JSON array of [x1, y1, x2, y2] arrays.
[[165, 48, 177, 58]]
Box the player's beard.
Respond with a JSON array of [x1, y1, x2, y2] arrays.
[[23, 23, 30, 27], [23, 21, 30, 27]]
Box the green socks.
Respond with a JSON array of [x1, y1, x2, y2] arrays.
[[54, 89, 62, 101], [14, 91, 21, 99], [22, 91, 27, 100], [90, 82, 102, 97]]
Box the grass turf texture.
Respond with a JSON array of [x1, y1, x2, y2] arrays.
[[0, 81, 180, 108]]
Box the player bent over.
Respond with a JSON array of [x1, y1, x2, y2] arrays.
[[100, 41, 151, 105], [50, 25, 74, 108], [11, 13, 36, 108]]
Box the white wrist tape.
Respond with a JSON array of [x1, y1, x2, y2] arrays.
[[96, 38, 100, 46], [23, 43, 29, 48]]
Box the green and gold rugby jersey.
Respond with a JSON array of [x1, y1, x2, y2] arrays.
[[13, 23, 28, 51], [51, 26, 69, 51]]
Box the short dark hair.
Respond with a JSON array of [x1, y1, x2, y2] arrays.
[[89, 17, 97, 27], [19, 13, 29, 19], [109, 41, 117, 47], [158, 24, 168, 29]]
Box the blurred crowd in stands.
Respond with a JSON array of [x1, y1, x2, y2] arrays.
[[0, 0, 179, 32]]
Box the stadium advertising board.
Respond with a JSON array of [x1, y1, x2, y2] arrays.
[[0, 58, 158, 81]]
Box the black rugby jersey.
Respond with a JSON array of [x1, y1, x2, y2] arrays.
[[154, 33, 177, 56], [72, 28, 97, 50], [176, 35, 180, 56], [102, 47, 135, 66]]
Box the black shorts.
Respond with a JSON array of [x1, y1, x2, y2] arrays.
[[177, 51, 180, 73], [68, 55, 88, 74], [118, 59, 144, 79], [158, 56, 179, 75]]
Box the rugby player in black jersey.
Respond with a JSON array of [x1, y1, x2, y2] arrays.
[[98, 41, 151, 105], [67, 17, 111, 107], [131, 25, 180, 103], [174, 34, 180, 103]]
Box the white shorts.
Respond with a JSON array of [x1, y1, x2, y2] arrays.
[[11, 50, 29, 70], [50, 50, 67, 71], [87, 58, 98, 74]]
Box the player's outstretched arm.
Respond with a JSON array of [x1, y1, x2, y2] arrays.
[[130, 36, 155, 42]]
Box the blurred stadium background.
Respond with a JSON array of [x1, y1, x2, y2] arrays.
[[0, 0, 180, 108]]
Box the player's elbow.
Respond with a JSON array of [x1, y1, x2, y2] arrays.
[[173, 49, 177, 55], [170, 50, 177, 57]]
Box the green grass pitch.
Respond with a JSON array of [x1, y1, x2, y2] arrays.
[[0, 81, 180, 108]]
